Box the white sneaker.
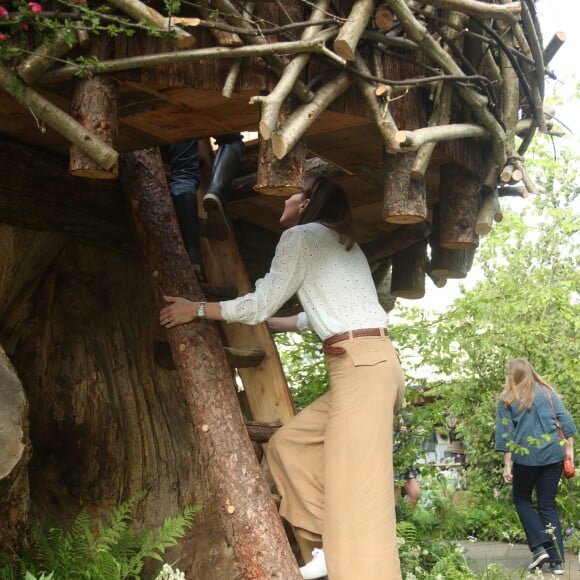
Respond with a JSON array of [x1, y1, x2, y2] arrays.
[[299, 548, 327, 579]]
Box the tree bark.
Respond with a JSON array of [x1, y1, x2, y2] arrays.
[[121, 148, 301, 579], [383, 151, 428, 224], [255, 137, 305, 195], [439, 163, 479, 249], [70, 74, 119, 179]]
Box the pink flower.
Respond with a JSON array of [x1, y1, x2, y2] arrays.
[[0, 6, 9, 19], [0, 33, 6, 41], [21, 22, 28, 30], [28, 2, 42, 13]]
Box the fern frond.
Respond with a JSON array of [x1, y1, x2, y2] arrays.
[[396, 520, 418, 544], [96, 493, 146, 552]]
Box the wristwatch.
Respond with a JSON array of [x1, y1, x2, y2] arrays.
[[196, 301, 207, 319]]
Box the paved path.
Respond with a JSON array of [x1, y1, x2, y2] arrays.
[[460, 541, 580, 579]]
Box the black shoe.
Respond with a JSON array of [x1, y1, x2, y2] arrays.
[[203, 140, 244, 240], [528, 546, 549, 570], [203, 192, 231, 240], [546, 561, 564, 575]]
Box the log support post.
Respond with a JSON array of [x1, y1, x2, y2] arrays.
[[439, 163, 479, 249], [390, 239, 427, 299], [120, 148, 301, 579], [430, 204, 476, 278], [70, 75, 119, 179], [70, 39, 118, 179], [255, 137, 305, 195], [383, 151, 428, 224]]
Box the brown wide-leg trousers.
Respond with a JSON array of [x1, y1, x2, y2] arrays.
[[266, 333, 405, 580]]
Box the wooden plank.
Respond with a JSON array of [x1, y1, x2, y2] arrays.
[[198, 141, 296, 424]]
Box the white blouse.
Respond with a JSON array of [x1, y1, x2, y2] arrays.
[[220, 223, 388, 340]]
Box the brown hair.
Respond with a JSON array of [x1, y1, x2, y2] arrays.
[[500, 358, 557, 410], [299, 176, 355, 250]]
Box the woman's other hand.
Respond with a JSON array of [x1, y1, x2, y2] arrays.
[[503, 465, 513, 484]]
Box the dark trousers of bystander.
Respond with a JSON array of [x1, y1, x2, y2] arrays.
[[512, 461, 565, 563]]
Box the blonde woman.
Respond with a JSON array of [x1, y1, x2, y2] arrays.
[[495, 358, 576, 575]]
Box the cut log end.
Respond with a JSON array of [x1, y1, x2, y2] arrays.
[[439, 241, 478, 250], [254, 185, 303, 196], [258, 120, 273, 141], [383, 214, 426, 225], [69, 166, 119, 179], [271, 134, 289, 160], [390, 288, 425, 299], [332, 38, 356, 62]]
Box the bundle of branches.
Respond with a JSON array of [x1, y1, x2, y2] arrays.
[[0, 0, 566, 189]]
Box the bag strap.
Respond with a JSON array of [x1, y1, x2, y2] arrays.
[[545, 388, 565, 441]]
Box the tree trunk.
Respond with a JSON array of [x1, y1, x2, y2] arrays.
[[0, 223, 239, 577], [439, 163, 479, 249], [121, 148, 301, 579]]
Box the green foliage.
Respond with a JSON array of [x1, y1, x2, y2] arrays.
[[274, 331, 328, 411], [0, 0, 176, 64], [0, 494, 200, 580], [391, 130, 580, 528]]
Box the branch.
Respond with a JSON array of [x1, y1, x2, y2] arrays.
[[0, 63, 118, 171], [272, 72, 352, 159], [411, 81, 453, 180], [333, 0, 375, 62], [249, 1, 334, 140], [543, 31, 566, 66], [395, 123, 488, 149], [353, 52, 399, 151], [106, 0, 196, 48], [207, 0, 314, 103], [40, 38, 329, 83], [421, 0, 520, 22], [386, 0, 506, 170], [16, 27, 89, 85]]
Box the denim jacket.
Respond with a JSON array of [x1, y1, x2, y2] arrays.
[[495, 384, 577, 466]]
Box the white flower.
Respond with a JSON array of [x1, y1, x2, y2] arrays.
[[155, 563, 186, 580]]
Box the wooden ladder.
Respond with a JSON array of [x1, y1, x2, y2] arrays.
[[196, 141, 314, 562]]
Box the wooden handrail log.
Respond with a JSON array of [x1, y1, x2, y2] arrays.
[[395, 124, 488, 149], [39, 38, 330, 84]]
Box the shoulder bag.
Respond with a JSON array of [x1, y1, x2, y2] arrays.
[[546, 389, 575, 479]]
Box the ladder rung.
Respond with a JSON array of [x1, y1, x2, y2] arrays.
[[153, 341, 266, 370], [246, 420, 283, 443], [226, 346, 266, 368]]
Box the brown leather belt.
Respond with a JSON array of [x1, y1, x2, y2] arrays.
[[323, 327, 388, 356]]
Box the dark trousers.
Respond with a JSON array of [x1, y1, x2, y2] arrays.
[[512, 461, 565, 563]]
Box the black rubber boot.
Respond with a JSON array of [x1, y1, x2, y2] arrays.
[[172, 191, 202, 271], [203, 139, 245, 240]]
